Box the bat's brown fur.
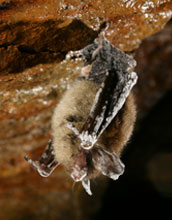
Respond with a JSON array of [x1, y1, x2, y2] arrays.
[[52, 80, 99, 167], [100, 92, 136, 156], [52, 79, 136, 175]]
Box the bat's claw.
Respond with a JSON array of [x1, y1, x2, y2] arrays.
[[67, 124, 97, 150], [79, 131, 97, 150]]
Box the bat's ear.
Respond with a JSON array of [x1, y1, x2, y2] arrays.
[[92, 148, 125, 180], [24, 139, 59, 177]]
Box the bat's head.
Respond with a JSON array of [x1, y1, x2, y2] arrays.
[[69, 147, 125, 195]]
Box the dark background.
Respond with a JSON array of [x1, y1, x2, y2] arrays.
[[95, 20, 172, 219], [95, 91, 172, 219]]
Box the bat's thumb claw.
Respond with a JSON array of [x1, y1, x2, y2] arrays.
[[79, 132, 97, 150]]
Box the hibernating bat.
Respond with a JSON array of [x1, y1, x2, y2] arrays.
[[25, 28, 138, 195]]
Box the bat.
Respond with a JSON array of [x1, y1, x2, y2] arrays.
[[25, 27, 138, 195]]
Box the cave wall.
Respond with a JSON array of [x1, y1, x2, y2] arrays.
[[0, 1, 172, 219]]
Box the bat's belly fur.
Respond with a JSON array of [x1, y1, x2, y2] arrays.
[[52, 79, 136, 170]]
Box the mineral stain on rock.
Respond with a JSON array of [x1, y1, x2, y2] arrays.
[[0, 0, 172, 219], [0, 19, 98, 74], [0, 1, 12, 10]]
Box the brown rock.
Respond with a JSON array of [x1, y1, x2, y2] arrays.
[[0, 0, 172, 219], [134, 20, 172, 118], [0, 19, 97, 74]]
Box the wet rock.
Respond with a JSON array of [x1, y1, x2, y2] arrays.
[[0, 1, 172, 219], [134, 20, 172, 118], [0, 19, 97, 74], [0, 0, 172, 75]]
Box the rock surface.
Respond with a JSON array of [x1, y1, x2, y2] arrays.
[[0, 0, 172, 219], [134, 20, 172, 118]]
